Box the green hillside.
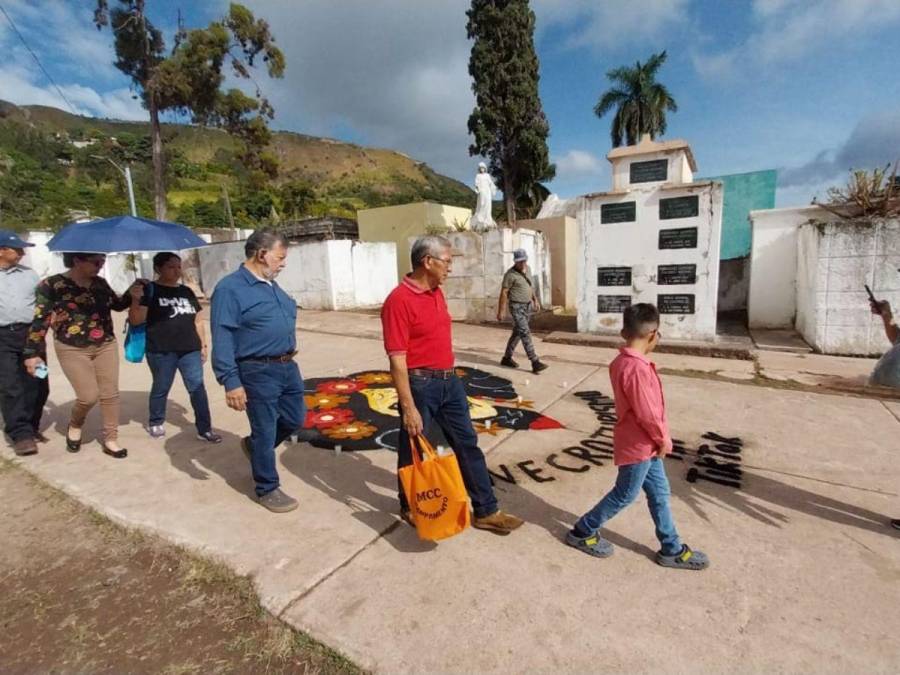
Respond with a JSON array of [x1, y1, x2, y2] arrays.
[[0, 100, 475, 230]]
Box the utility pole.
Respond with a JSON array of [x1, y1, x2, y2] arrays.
[[91, 155, 137, 217], [222, 183, 235, 229]]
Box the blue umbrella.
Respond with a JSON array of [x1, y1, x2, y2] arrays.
[[46, 215, 209, 253]]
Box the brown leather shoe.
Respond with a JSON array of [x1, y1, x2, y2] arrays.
[[472, 510, 524, 535], [13, 438, 38, 456]]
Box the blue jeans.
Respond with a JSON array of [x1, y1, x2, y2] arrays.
[[575, 457, 682, 555], [147, 351, 211, 434], [238, 360, 305, 496], [397, 373, 498, 518]]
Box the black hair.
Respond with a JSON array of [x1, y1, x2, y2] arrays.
[[62, 252, 95, 268], [153, 251, 181, 271], [622, 303, 660, 339], [245, 229, 288, 259]]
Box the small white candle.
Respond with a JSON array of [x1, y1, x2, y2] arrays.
[[335, 444, 342, 456], [485, 420, 492, 429]]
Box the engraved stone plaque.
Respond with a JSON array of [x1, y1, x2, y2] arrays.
[[597, 266, 632, 286], [658, 227, 698, 249], [658, 294, 695, 314], [657, 264, 697, 285], [630, 159, 668, 183], [600, 201, 636, 224], [597, 295, 632, 313], [659, 195, 699, 220]]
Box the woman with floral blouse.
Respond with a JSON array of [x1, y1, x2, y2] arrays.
[[23, 252, 144, 458]]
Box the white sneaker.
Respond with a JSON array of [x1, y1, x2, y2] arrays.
[[148, 425, 165, 438]]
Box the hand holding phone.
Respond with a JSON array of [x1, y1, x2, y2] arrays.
[[865, 284, 881, 315]]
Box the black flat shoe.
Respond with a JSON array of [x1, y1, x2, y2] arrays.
[[66, 427, 82, 453], [101, 444, 128, 459]]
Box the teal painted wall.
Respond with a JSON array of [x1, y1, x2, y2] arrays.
[[701, 169, 776, 260]]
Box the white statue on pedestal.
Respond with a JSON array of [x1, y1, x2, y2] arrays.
[[472, 161, 498, 232]]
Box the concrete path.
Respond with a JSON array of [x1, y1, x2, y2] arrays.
[[4, 311, 899, 673]]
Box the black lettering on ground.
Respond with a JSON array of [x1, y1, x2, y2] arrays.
[[590, 426, 614, 440], [488, 464, 517, 485], [696, 457, 743, 476], [563, 446, 607, 466], [546, 453, 591, 473], [702, 432, 743, 446], [580, 439, 615, 456], [697, 444, 742, 462], [517, 460, 556, 483]]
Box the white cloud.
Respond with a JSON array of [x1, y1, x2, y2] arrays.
[[694, 0, 900, 79], [533, 0, 689, 51], [554, 149, 604, 177], [0, 0, 145, 119], [0, 61, 145, 121]]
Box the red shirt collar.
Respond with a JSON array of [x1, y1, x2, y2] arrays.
[[402, 274, 436, 294], [619, 346, 653, 365]]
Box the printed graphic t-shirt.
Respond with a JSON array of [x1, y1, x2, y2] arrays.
[[142, 283, 202, 353]]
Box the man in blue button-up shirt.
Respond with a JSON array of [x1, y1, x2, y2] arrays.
[[211, 230, 304, 513]]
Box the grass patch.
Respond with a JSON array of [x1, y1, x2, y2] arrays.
[[0, 459, 365, 674]]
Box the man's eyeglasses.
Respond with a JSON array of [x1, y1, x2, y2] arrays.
[[427, 255, 452, 266]]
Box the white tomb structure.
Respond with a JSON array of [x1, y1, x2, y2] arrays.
[[576, 136, 724, 340]]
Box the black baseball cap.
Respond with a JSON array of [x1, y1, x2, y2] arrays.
[[0, 230, 34, 249]]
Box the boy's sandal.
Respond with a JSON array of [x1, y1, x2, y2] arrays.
[[656, 544, 709, 570], [565, 531, 614, 558]]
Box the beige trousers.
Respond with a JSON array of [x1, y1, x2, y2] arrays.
[[55, 339, 120, 442]]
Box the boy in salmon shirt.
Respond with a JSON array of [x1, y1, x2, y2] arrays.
[[566, 303, 709, 570]]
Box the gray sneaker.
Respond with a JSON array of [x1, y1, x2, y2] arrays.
[[148, 425, 165, 438], [258, 488, 299, 513]]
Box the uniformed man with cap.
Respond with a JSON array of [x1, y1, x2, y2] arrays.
[[496, 248, 548, 374], [0, 231, 48, 455]]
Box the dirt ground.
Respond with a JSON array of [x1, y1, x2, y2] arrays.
[[0, 460, 362, 675]]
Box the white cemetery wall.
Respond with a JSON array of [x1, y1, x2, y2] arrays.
[[748, 205, 831, 328], [577, 181, 723, 340], [795, 219, 900, 356], [430, 229, 551, 321], [350, 241, 397, 307], [197, 240, 247, 297], [22, 231, 66, 279], [280, 241, 337, 309]]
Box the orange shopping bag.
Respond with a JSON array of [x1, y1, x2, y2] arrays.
[[399, 435, 471, 541]]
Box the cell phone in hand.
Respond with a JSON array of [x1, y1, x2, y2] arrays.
[[865, 284, 880, 314]]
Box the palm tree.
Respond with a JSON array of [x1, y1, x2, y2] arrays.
[[594, 51, 678, 148]]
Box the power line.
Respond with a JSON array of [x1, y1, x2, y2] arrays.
[[0, 2, 79, 115]]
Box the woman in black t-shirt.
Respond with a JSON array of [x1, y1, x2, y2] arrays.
[[128, 252, 221, 443]]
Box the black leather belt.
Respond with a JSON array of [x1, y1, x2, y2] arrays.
[[237, 351, 296, 364], [409, 368, 455, 379], [0, 322, 29, 331]]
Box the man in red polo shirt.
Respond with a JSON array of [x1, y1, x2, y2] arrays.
[[381, 235, 524, 534]]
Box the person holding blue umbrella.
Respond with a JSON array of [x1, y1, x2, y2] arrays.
[[23, 252, 145, 459]]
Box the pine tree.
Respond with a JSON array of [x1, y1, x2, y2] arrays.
[[94, 1, 285, 219], [466, 0, 555, 225]]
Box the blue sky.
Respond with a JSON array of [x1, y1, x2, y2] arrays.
[[2, 0, 899, 207]]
